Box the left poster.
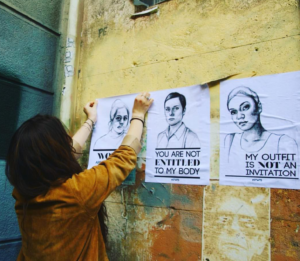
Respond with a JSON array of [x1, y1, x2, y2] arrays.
[[88, 94, 137, 184]]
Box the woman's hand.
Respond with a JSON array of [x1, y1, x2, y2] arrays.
[[83, 100, 98, 123], [132, 92, 154, 119]]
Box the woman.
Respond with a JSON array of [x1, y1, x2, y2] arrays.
[[6, 92, 153, 260], [225, 86, 297, 160], [94, 99, 130, 149]]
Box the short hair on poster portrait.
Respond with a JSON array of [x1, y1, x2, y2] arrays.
[[108, 99, 130, 130], [164, 92, 186, 111]]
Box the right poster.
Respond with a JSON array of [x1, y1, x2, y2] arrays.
[[220, 71, 300, 189]]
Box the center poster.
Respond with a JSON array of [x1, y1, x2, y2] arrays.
[[145, 84, 210, 185]]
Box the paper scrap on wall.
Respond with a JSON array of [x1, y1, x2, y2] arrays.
[[220, 71, 300, 189], [145, 84, 210, 185], [203, 183, 270, 261]]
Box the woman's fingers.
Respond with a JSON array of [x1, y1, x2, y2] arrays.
[[90, 100, 98, 108], [132, 92, 153, 116], [148, 98, 154, 105], [139, 92, 151, 102], [139, 92, 145, 99], [83, 100, 98, 122]]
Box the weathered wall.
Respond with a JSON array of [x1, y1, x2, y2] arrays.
[[73, 0, 300, 260], [0, 0, 68, 259]]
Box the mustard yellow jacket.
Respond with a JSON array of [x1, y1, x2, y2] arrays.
[[13, 136, 140, 261]]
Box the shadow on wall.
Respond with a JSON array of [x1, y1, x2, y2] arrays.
[[0, 69, 21, 159]]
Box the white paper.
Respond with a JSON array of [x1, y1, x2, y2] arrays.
[[220, 71, 300, 189], [145, 84, 210, 185], [88, 94, 137, 169]]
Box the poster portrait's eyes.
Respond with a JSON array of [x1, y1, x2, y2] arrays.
[[239, 217, 256, 228], [240, 102, 251, 111], [115, 115, 128, 122], [217, 215, 231, 224], [230, 109, 237, 115], [165, 106, 180, 112]]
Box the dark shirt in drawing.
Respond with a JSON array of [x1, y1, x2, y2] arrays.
[[156, 122, 200, 148], [227, 132, 298, 161]]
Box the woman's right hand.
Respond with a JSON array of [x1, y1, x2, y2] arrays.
[[83, 100, 98, 123], [132, 92, 153, 118]]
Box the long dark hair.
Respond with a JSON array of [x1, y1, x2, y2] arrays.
[[5, 114, 108, 241]]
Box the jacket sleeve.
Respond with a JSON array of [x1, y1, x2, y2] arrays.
[[70, 135, 141, 217]]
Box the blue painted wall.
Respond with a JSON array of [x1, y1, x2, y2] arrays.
[[0, 0, 65, 259]]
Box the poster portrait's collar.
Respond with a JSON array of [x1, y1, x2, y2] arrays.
[[166, 122, 186, 140]]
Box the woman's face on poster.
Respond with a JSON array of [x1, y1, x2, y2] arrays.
[[215, 197, 266, 261], [164, 97, 185, 126], [112, 108, 128, 134], [228, 95, 259, 131]]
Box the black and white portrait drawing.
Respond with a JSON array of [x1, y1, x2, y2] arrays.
[[93, 99, 130, 150], [146, 84, 210, 185], [220, 71, 300, 189], [156, 92, 200, 149], [225, 86, 298, 161], [88, 94, 136, 170]]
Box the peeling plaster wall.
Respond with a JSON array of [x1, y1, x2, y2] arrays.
[[73, 0, 300, 260]]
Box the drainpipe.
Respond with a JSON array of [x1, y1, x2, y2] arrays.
[[60, 0, 84, 131]]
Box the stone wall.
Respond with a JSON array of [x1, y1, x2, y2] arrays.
[[73, 0, 300, 260]]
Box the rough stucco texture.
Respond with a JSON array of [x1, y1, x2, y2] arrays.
[[0, 161, 20, 241], [2, 0, 63, 32], [0, 241, 22, 261], [0, 7, 59, 92], [271, 189, 300, 260], [73, 0, 300, 260], [0, 1, 64, 259]]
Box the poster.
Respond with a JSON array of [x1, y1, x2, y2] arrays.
[[145, 84, 210, 185], [203, 183, 270, 261], [88, 94, 137, 185], [220, 71, 300, 189]]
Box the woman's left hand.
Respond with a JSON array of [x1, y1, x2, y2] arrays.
[[83, 100, 98, 123], [132, 92, 154, 118]]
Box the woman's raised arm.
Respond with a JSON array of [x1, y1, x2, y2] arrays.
[[72, 92, 153, 158], [127, 92, 153, 140], [72, 100, 98, 158]]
